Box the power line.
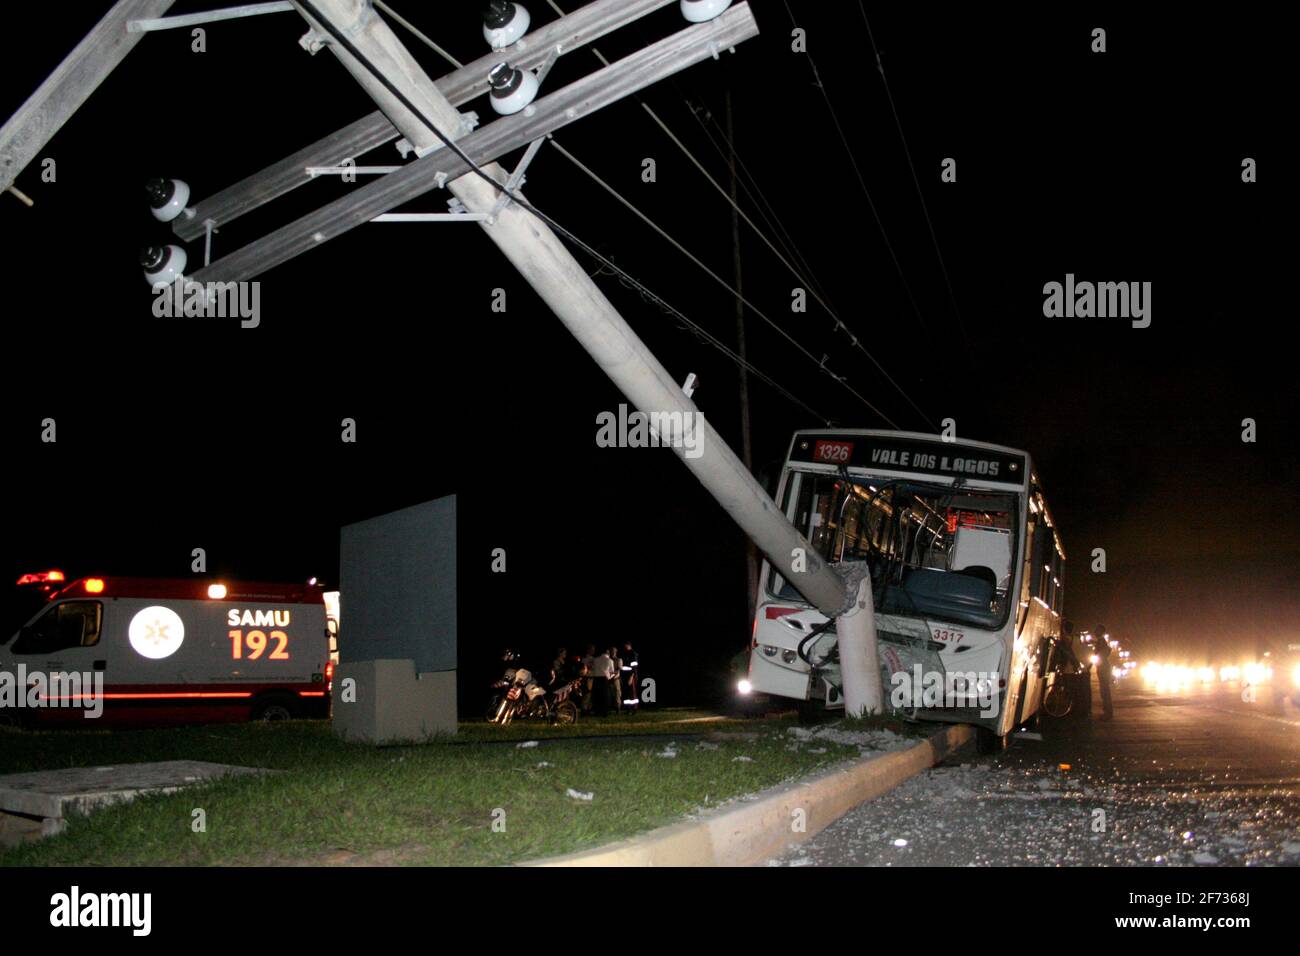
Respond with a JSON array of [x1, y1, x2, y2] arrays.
[[303, 0, 830, 424], [586, 258, 829, 423], [856, 2, 969, 348], [361, 1, 922, 427], [682, 94, 840, 328], [536, 3, 934, 428], [688, 99, 826, 298], [548, 139, 900, 426], [374, 0, 462, 69], [673, 90, 937, 430], [780, 0, 936, 341]]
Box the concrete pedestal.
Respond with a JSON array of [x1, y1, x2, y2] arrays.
[[332, 659, 456, 744]]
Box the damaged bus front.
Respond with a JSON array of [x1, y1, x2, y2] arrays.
[[743, 430, 1065, 752]]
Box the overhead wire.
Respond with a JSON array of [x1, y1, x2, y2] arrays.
[[671, 89, 937, 429], [779, 0, 936, 342], [548, 139, 900, 426], [335, 0, 835, 424], [856, 1, 970, 347], [540, 0, 933, 429], [366, 0, 929, 427]]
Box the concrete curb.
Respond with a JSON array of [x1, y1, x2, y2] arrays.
[[527, 722, 974, 867]]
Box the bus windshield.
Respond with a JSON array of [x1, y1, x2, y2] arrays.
[[774, 472, 1019, 629]]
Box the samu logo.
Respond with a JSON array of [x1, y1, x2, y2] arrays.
[[128, 606, 185, 660]]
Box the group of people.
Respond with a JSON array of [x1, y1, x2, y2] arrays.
[[545, 644, 640, 717]]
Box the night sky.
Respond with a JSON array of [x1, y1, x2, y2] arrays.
[[1, 2, 1292, 707]]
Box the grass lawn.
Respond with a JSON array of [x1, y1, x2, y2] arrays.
[[0, 709, 920, 866]]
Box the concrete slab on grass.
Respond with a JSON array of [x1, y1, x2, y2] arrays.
[[0, 760, 268, 820]]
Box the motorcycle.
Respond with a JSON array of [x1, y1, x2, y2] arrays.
[[488, 673, 581, 725]]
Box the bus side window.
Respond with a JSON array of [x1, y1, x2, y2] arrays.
[[1049, 546, 1063, 611], [1033, 528, 1055, 602], [12, 601, 103, 655]]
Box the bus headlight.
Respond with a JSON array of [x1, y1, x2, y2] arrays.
[[762, 645, 778, 657], [782, 649, 798, 664]]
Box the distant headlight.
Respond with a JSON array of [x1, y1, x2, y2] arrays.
[[737, 679, 753, 695], [1292, 664, 1300, 687]]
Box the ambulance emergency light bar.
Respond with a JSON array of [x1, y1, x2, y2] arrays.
[[15, 570, 65, 585], [18, 574, 328, 604], [172, 0, 681, 243]]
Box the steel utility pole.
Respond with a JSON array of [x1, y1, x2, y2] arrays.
[[294, 0, 883, 715]]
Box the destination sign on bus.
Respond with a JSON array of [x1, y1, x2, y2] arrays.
[[791, 435, 1025, 481]]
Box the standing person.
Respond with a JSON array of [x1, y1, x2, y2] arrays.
[[581, 644, 597, 715], [590, 646, 613, 716], [621, 640, 640, 713], [1070, 623, 1092, 718], [550, 647, 568, 688], [1094, 625, 1114, 720], [609, 646, 623, 712]]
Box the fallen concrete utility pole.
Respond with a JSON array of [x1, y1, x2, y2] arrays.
[[293, 0, 883, 714]]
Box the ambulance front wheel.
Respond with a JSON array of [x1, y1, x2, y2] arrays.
[[251, 694, 297, 722]]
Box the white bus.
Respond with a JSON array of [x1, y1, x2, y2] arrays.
[[744, 430, 1065, 752]]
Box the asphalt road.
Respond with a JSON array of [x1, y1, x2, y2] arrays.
[[773, 678, 1300, 866]]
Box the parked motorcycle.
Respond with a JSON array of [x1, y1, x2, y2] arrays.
[[488, 673, 581, 725]]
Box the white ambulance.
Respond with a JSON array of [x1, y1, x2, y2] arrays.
[[0, 572, 334, 727]]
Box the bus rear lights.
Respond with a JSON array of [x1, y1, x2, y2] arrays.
[[207, 583, 228, 600], [83, 578, 105, 594]]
